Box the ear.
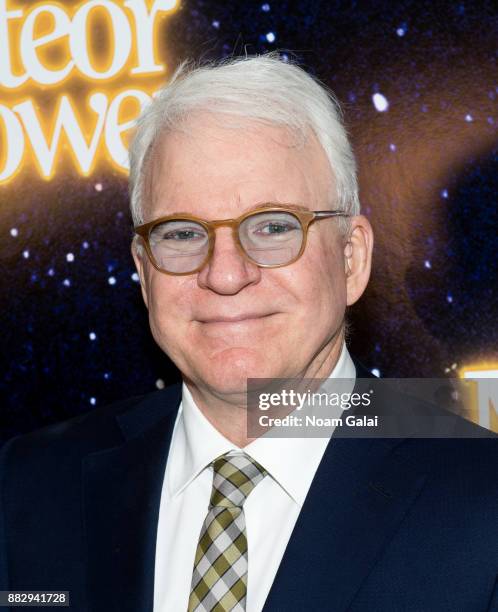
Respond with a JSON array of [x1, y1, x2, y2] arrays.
[[344, 215, 374, 306], [131, 237, 149, 309]]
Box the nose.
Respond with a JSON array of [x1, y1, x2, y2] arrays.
[[197, 227, 261, 294]]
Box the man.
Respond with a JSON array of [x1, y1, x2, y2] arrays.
[[1, 54, 497, 612]]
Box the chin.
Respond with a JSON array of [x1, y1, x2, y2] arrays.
[[194, 346, 282, 395]]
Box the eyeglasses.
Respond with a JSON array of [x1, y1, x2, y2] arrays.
[[134, 205, 350, 275]]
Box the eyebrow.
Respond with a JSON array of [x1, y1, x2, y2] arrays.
[[246, 202, 310, 212], [144, 202, 310, 225], [158, 202, 311, 219]]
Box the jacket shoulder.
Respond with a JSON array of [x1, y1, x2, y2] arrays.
[[0, 384, 181, 473]]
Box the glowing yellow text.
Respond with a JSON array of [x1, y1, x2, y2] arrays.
[[461, 364, 498, 431], [0, 0, 178, 182]]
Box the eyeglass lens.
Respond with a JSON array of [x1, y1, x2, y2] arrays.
[[148, 210, 304, 273]]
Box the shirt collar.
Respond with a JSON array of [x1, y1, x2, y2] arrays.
[[167, 343, 356, 506]]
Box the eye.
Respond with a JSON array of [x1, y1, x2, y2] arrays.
[[254, 221, 299, 235], [163, 228, 205, 241], [149, 221, 208, 243]]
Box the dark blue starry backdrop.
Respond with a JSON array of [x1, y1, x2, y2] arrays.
[[1, 0, 497, 443]]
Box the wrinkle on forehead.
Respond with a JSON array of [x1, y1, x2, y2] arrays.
[[142, 112, 335, 221]]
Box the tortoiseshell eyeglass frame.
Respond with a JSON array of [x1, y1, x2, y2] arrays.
[[133, 205, 350, 276]]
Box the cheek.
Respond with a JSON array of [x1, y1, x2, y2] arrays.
[[292, 236, 347, 322], [146, 273, 194, 339]]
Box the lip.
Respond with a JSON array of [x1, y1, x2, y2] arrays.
[[198, 313, 277, 323]]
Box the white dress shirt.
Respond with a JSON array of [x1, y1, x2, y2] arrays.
[[153, 344, 356, 612]]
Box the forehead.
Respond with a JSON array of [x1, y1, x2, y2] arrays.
[[145, 112, 333, 219]]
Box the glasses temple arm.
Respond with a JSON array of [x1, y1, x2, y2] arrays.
[[313, 211, 350, 218]]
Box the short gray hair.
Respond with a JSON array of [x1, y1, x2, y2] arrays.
[[128, 52, 360, 227]]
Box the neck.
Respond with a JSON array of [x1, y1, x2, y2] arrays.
[[184, 330, 345, 447]]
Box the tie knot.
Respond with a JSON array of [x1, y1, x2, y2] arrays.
[[210, 451, 267, 508]]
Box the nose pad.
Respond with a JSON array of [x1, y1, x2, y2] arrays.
[[208, 226, 251, 268], [197, 226, 261, 292]]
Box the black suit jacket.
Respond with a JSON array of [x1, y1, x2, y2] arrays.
[[1, 363, 498, 611]]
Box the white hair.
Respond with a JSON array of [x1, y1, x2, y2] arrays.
[[128, 52, 360, 229]]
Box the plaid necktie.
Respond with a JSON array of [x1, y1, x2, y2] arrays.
[[188, 451, 267, 612]]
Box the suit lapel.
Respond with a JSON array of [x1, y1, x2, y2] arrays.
[[263, 435, 428, 611], [81, 361, 425, 611], [82, 385, 181, 612]]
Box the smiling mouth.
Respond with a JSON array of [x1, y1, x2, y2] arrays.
[[197, 313, 277, 324]]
